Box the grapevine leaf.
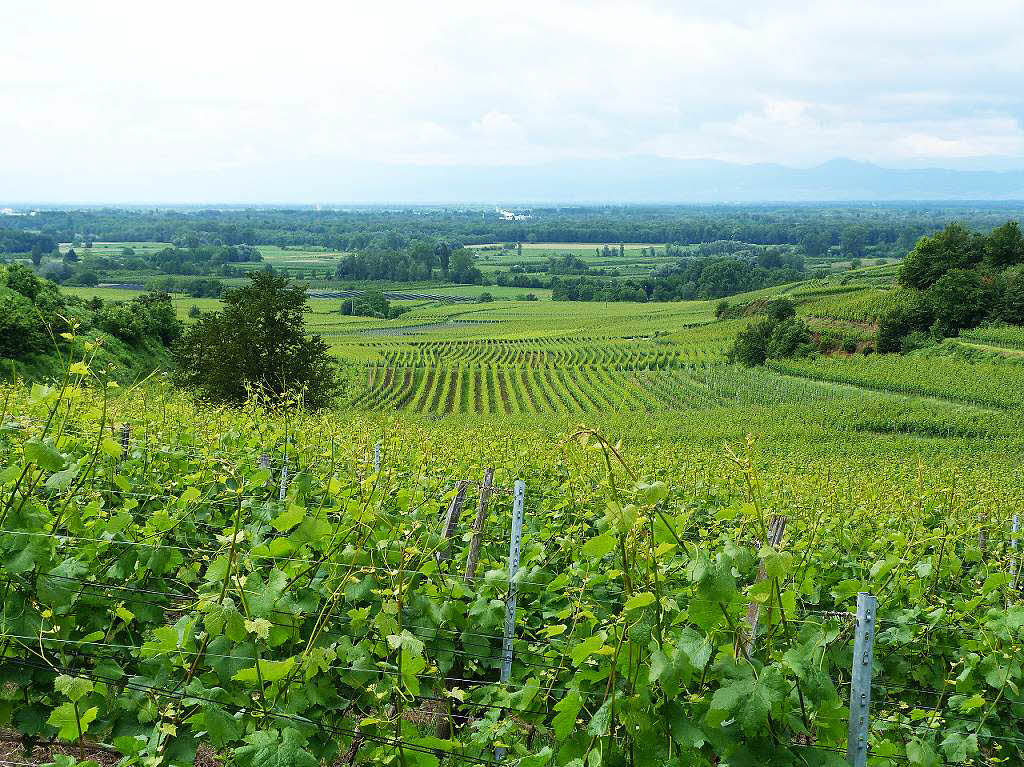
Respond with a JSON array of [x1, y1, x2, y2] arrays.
[[624, 591, 655, 611], [24, 440, 65, 472], [44, 463, 80, 490], [906, 737, 941, 767], [940, 732, 977, 763], [582, 533, 616, 559], [193, 705, 242, 748], [245, 618, 272, 640], [570, 633, 607, 665], [179, 487, 201, 504], [587, 697, 612, 736], [54, 675, 93, 702], [707, 666, 786, 735], [552, 691, 583, 739], [387, 629, 425, 658], [233, 727, 318, 767], [271, 505, 305, 532], [232, 657, 295, 684], [47, 703, 97, 741]]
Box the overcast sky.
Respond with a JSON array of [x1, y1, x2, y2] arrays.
[[3, 0, 1023, 201]]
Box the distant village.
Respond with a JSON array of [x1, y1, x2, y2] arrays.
[[496, 207, 532, 221]]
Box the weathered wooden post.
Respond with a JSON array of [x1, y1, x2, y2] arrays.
[[437, 481, 468, 562], [744, 515, 787, 658], [464, 468, 494, 583]]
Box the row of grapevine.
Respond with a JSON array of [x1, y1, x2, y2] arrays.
[[349, 361, 983, 416]]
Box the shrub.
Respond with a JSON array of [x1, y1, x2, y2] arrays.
[[66, 270, 99, 287], [766, 318, 813, 359], [96, 302, 149, 343], [727, 319, 773, 366], [764, 298, 796, 322], [0, 287, 47, 358], [4, 263, 42, 301], [876, 293, 935, 353]]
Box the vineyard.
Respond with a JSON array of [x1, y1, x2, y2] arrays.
[[2, 372, 1024, 767]]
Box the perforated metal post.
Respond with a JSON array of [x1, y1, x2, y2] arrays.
[[847, 593, 877, 767], [120, 423, 130, 458], [279, 439, 290, 502], [495, 480, 525, 762], [374, 442, 381, 473], [1011, 514, 1020, 592]]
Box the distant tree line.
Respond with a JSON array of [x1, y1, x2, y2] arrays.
[[4, 204, 1024, 254], [149, 244, 261, 275], [144, 276, 225, 297], [551, 256, 806, 302], [334, 243, 483, 284]]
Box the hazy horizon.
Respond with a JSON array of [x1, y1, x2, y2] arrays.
[[3, 1, 1023, 203]]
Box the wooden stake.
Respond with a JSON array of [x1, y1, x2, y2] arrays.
[[464, 468, 494, 583], [744, 514, 787, 658], [437, 481, 468, 562]]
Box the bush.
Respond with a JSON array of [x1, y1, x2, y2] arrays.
[[764, 298, 796, 322], [766, 318, 813, 359], [876, 293, 935, 353], [478, 292, 494, 303], [4, 263, 42, 301], [727, 319, 773, 366], [95, 302, 149, 343], [729, 315, 812, 366], [0, 287, 47, 358], [901, 331, 937, 353], [66, 270, 99, 287]]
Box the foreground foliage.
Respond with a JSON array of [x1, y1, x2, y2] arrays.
[[0, 372, 1022, 766]]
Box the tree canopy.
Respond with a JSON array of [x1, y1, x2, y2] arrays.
[[172, 272, 340, 407]]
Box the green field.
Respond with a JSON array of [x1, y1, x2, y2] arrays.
[[471, 242, 681, 277]]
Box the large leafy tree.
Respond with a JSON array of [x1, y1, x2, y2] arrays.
[[899, 222, 983, 290], [173, 272, 340, 407], [984, 220, 1024, 269]]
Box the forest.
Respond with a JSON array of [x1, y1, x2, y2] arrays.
[[4, 203, 1024, 256]]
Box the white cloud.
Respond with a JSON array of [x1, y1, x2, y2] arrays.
[[1, 0, 1022, 199]]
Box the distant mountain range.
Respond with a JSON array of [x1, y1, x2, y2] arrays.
[[327, 157, 1024, 204]]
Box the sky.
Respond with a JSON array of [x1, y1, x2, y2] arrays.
[[2, 0, 1023, 202]]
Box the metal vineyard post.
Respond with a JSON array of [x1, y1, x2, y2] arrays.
[[847, 592, 877, 767]]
